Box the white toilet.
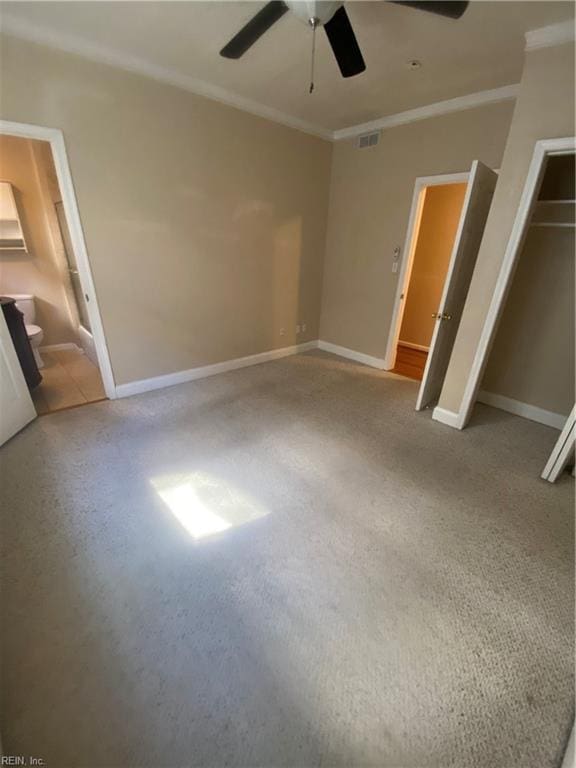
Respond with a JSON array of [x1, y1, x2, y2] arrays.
[[8, 294, 44, 369]]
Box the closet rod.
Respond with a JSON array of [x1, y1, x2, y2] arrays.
[[530, 222, 575, 228], [537, 199, 576, 204]]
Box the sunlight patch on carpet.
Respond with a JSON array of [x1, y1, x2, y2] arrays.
[[151, 471, 269, 540]]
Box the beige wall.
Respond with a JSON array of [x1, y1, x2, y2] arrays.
[[439, 42, 576, 415], [0, 36, 332, 386], [0, 134, 79, 345], [399, 183, 467, 349], [482, 226, 574, 416], [319, 102, 514, 359]]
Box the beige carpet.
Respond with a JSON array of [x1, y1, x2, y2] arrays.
[[1, 351, 573, 768]]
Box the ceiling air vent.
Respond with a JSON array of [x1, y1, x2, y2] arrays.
[[356, 131, 380, 149]]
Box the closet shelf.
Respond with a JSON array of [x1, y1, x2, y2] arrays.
[[537, 199, 576, 204], [530, 222, 576, 228], [531, 199, 575, 228]]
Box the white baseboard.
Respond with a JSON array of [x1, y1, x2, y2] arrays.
[[114, 340, 319, 399], [477, 390, 566, 430], [78, 324, 98, 365], [40, 342, 82, 353], [561, 721, 575, 768], [432, 406, 462, 429], [317, 340, 386, 369], [398, 341, 430, 352]]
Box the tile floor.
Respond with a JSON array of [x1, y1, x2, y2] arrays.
[[31, 347, 106, 415]]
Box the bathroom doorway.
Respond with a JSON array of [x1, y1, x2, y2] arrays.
[[0, 123, 113, 414]]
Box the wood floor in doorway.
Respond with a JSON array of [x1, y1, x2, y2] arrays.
[[31, 348, 106, 415], [392, 343, 428, 381]]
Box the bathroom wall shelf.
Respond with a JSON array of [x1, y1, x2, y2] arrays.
[[0, 182, 28, 252]]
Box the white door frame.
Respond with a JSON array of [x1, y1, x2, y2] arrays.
[[541, 405, 576, 482], [455, 136, 575, 429], [0, 120, 116, 400], [383, 171, 470, 370], [561, 721, 575, 768]]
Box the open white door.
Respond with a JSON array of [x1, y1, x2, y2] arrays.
[[0, 310, 36, 447], [541, 406, 575, 483], [416, 160, 498, 411]]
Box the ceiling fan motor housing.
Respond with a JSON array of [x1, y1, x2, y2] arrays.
[[220, 1, 468, 81], [285, 1, 344, 26]]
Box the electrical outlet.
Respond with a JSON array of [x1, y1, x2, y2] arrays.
[[280, 327, 286, 336], [392, 262, 399, 274], [296, 324, 301, 334], [302, 323, 307, 333]]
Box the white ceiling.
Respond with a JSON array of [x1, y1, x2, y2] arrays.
[[2, 1, 575, 135]]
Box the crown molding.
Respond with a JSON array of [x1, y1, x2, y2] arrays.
[[332, 84, 519, 141], [0, 13, 333, 141], [525, 19, 575, 51], [1, 13, 524, 145]]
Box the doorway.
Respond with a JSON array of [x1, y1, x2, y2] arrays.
[[0, 125, 113, 417], [385, 171, 470, 376], [386, 162, 498, 412], [455, 138, 575, 436], [471, 151, 575, 463], [392, 182, 468, 380]]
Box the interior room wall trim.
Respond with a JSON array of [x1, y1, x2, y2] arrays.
[[332, 85, 520, 141], [317, 340, 386, 369], [0, 13, 333, 141], [114, 341, 318, 399], [397, 341, 430, 352], [477, 390, 567, 430], [431, 407, 461, 429], [3, 16, 570, 143], [113, 338, 394, 400], [40, 342, 82, 354], [0, 14, 520, 143], [525, 19, 575, 51]]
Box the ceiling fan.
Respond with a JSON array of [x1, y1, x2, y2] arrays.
[[220, 1, 469, 85]]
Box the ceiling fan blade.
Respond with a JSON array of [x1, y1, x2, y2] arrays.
[[390, 1, 469, 19], [220, 1, 289, 59], [324, 6, 366, 78]]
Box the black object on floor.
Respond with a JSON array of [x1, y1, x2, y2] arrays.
[[1, 296, 42, 389]]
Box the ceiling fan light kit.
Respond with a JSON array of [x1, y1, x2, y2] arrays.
[[285, 1, 343, 26], [220, 1, 468, 91]]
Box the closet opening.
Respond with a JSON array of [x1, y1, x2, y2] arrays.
[[478, 154, 575, 430], [477, 154, 576, 472], [463, 145, 575, 480]]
